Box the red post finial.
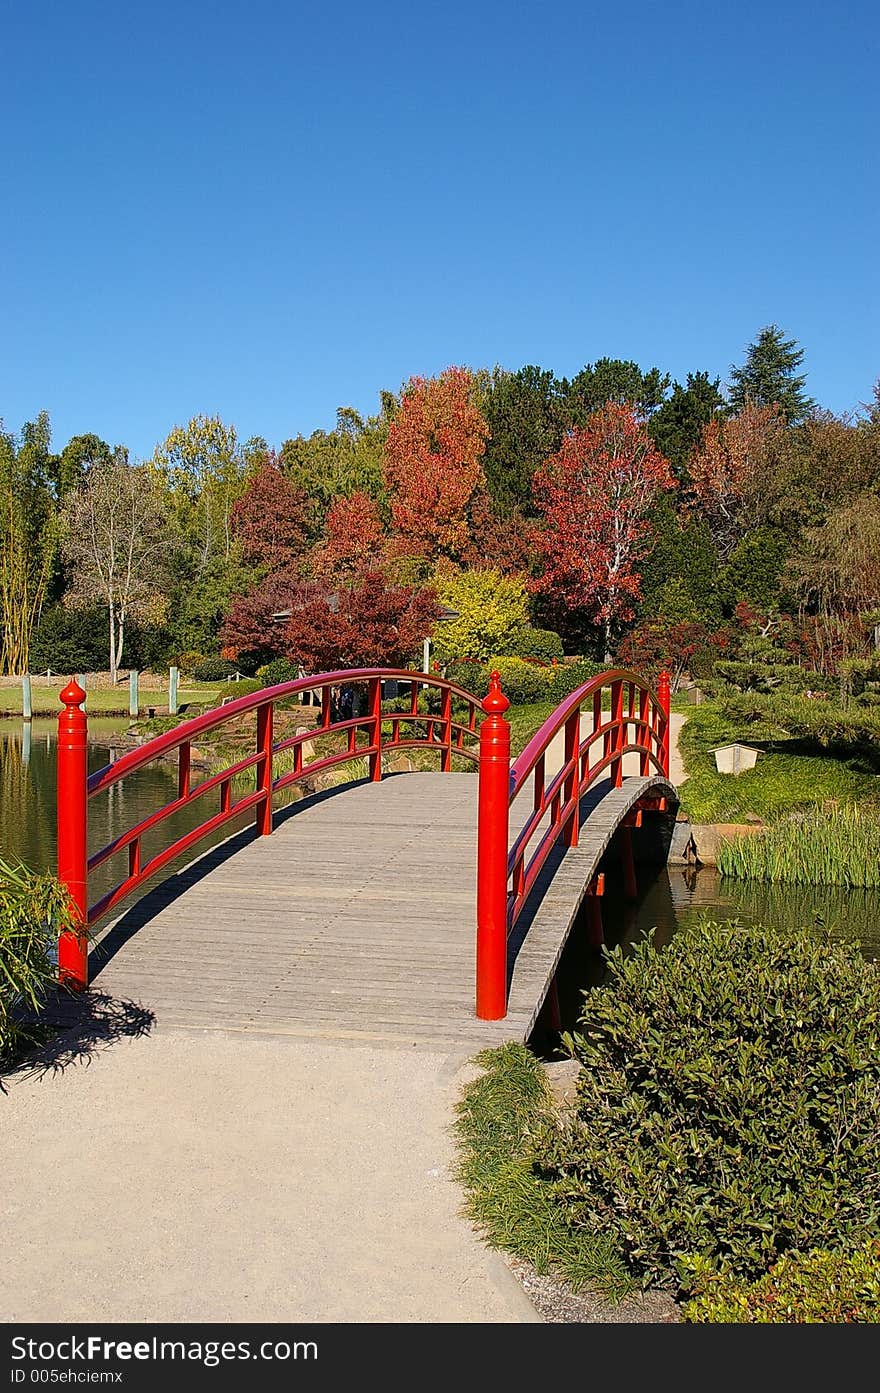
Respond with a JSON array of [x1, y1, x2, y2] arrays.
[[483, 670, 510, 716], [60, 678, 86, 708]]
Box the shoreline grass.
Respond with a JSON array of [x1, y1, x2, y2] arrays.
[[718, 806, 880, 888]]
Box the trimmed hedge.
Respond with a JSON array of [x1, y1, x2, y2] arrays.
[[535, 919, 880, 1292], [215, 678, 264, 702], [508, 627, 565, 664], [192, 658, 237, 682]]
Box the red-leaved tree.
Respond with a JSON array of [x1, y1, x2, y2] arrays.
[[220, 573, 307, 668], [688, 404, 783, 559], [280, 571, 441, 671], [532, 403, 676, 657], [383, 367, 491, 567], [231, 453, 311, 572], [312, 492, 387, 582]]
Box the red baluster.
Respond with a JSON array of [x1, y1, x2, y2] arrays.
[[57, 679, 88, 990], [658, 670, 671, 778], [476, 671, 510, 1021]]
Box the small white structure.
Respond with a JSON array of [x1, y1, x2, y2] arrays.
[[711, 742, 760, 775]]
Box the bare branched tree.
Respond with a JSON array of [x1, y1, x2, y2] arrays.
[[62, 452, 174, 682]]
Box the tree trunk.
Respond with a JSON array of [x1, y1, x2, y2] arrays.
[[115, 612, 125, 682], [108, 599, 117, 685]]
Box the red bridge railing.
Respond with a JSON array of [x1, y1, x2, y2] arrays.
[[475, 668, 670, 1019], [55, 668, 482, 989]]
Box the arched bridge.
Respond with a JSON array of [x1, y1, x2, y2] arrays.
[[54, 666, 677, 1047]]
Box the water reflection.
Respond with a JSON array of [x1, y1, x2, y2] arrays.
[[0, 718, 257, 911]]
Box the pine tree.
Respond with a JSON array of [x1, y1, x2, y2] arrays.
[[728, 325, 815, 423]]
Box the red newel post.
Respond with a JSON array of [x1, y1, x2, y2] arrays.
[[476, 670, 510, 1021], [658, 669, 671, 778], [57, 679, 88, 990]]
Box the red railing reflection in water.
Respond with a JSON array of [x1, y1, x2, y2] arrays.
[[56, 669, 483, 989], [474, 668, 671, 1020]]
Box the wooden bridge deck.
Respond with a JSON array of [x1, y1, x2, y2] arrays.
[[89, 770, 676, 1050]]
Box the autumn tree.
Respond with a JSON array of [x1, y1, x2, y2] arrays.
[[688, 403, 785, 558], [62, 453, 173, 682], [311, 492, 387, 582], [230, 453, 310, 573], [728, 325, 815, 423], [532, 403, 675, 658], [223, 571, 440, 673], [383, 367, 490, 569]]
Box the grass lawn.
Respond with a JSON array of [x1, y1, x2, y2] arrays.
[[0, 683, 225, 717], [678, 700, 880, 824]]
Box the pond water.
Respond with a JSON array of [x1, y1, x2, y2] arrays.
[[0, 718, 258, 912]]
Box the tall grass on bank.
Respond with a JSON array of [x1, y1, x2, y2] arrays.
[[718, 807, 880, 889], [0, 857, 72, 1066]]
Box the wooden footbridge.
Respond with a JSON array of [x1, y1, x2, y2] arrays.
[[54, 667, 677, 1048]]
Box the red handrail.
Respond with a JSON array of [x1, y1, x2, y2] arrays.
[[475, 668, 670, 1020], [56, 668, 483, 987]]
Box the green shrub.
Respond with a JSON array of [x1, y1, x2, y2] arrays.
[[547, 659, 607, 702], [432, 568, 530, 662], [535, 919, 880, 1292], [174, 650, 208, 676], [1, 859, 73, 1066], [193, 658, 237, 682], [256, 658, 301, 686], [484, 656, 552, 705], [215, 678, 264, 702], [684, 1243, 880, 1323], [509, 627, 565, 664], [445, 660, 485, 698], [713, 661, 814, 695]]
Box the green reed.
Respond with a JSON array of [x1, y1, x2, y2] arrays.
[[718, 806, 880, 888]]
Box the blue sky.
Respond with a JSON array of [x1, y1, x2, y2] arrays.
[[2, 0, 877, 459]]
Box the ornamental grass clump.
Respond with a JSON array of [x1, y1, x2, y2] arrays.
[[718, 806, 880, 888], [535, 919, 880, 1293], [0, 857, 71, 1066]]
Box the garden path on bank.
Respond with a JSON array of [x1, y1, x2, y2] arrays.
[[0, 1028, 539, 1323]]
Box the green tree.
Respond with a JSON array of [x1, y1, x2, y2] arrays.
[[0, 413, 58, 673], [152, 415, 245, 573], [50, 432, 114, 499], [62, 453, 174, 682], [649, 371, 725, 478], [480, 365, 566, 515], [728, 325, 815, 423], [638, 497, 722, 627], [563, 358, 670, 424], [280, 405, 387, 527]]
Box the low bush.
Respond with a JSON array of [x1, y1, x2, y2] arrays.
[[192, 658, 237, 683], [684, 1243, 880, 1323], [215, 678, 264, 702], [174, 650, 208, 676], [713, 661, 814, 695], [508, 627, 565, 664], [546, 659, 607, 702], [484, 657, 553, 705], [0, 858, 73, 1067], [255, 658, 301, 686], [535, 919, 880, 1292]]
